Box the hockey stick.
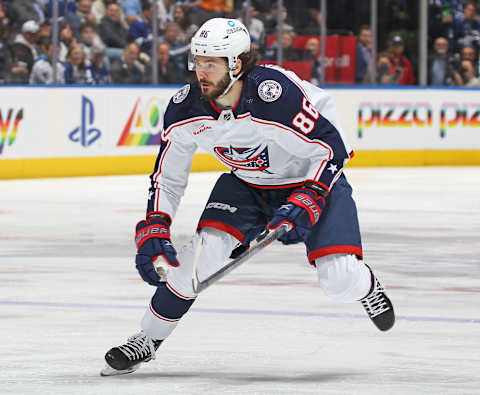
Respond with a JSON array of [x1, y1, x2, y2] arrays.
[[192, 223, 292, 294]]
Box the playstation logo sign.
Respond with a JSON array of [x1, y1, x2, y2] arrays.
[[69, 95, 101, 147]]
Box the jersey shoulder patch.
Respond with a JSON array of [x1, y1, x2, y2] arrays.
[[257, 79, 283, 102], [172, 84, 190, 104], [163, 83, 209, 132]]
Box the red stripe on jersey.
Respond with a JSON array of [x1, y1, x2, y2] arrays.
[[154, 141, 171, 182], [209, 100, 222, 113], [241, 179, 304, 189], [149, 304, 180, 322], [164, 116, 215, 137], [166, 282, 196, 300], [313, 160, 327, 181], [236, 112, 251, 119], [152, 140, 172, 210], [197, 220, 245, 243], [251, 117, 333, 159], [308, 245, 363, 264], [232, 93, 242, 111], [328, 169, 343, 190]]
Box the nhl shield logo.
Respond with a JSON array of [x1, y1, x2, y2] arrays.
[[172, 84, 190, 104], [258, 80, 282, 102]]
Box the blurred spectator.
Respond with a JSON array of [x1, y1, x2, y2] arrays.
[[144, 42, 183, 84], [65, 0, 97, 40], [85, 43, 111, 84], [355, 25, 373, 83], [454, 1, 480, 50], [129, 0, 153, 52], [460, 44, 477, 63], [58, 23, 76, 62], [384, 0, 413, 31], [299, 8, 322, 36], [39, 20, 51, 42], [173, 4, 197, 45], [29, 39, 65, 84], [188, 0, 233, 26], [460, 44, 479, 75], [307, 39, 323, 86], [63, 43, 88, 83], [428, 36, 461, 85], [161, 22, 189, 80], [263, 5, 294, 35], [92, 0, 125, 24], [303, 37, 319, 61], [45, 0, 77, 19], [158, 0, 175, 30], [99, 2, 129, 59], [386, 34, 415, 85], [110, 42, 144, 83], [459, 58, 480, 86], [8, 20, 41, 83], [429, 0, 463, 44], [119, 0, 142, 24], [79, 21, 104, 58], [239, 3, 265, 51], [32, 0, 47, 23], [5, 0, 42, 31], [375, 52, 399, 84], [0, 18, 12, 84], [263, 30, 301, 62]]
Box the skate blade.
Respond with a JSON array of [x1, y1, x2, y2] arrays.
[[100, 364, 138, 376]]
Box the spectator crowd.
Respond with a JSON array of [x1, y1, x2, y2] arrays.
[[0, 0, 479, 87]]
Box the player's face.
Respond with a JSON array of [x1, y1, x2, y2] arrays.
[[194, 56, 231, 101]]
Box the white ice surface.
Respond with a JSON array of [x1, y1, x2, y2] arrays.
[[1, 167, 479, 394]]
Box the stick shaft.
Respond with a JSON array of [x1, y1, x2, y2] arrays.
[[192, 223, 290, 293]]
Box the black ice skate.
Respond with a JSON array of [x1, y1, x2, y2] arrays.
[[360, 271, 395, 331], [100, 331, 163, 376]]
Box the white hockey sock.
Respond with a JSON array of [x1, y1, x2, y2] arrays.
[[315, 254, 372, 302], [141, 304, 180, 340], [141, 227, 238, 340]]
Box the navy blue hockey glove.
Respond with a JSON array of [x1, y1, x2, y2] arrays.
[[267, 181, 327, 245], [135, 211, 179, 286]]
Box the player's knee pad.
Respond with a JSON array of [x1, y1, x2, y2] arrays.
[[315, 254, 372, 302], [166, 227, 239, 298]]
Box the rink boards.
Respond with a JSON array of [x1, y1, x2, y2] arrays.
[[1, 85, 479, 179]]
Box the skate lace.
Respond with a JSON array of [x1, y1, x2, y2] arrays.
[[118, 332, 156, 362], [361, 282, 390, 318]]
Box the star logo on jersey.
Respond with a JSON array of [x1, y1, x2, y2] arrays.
[[214, 144, 270, 171], [327, 163, 338, 174]]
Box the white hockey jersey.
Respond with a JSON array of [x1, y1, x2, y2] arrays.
[[147, 65, 353, 220]]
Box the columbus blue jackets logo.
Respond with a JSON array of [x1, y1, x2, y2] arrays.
[[214, 144, 271, 171]]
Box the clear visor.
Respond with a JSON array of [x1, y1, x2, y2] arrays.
[[188, 52, 230, 73]]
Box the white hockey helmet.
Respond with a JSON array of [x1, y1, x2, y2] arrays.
[[190, 18, 251, 72]]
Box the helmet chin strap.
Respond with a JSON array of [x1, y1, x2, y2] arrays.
[[218, 69, 244, 99]]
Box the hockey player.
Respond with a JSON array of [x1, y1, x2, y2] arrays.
[[101, 18, 395, 376]]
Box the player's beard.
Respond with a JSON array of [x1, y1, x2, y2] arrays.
[[199, 72, 231, 101]]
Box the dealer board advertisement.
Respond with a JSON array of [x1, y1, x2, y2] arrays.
[[0, 86, 178, 160], [331, 89, 480, 151], [1, 86, 479, 178]]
